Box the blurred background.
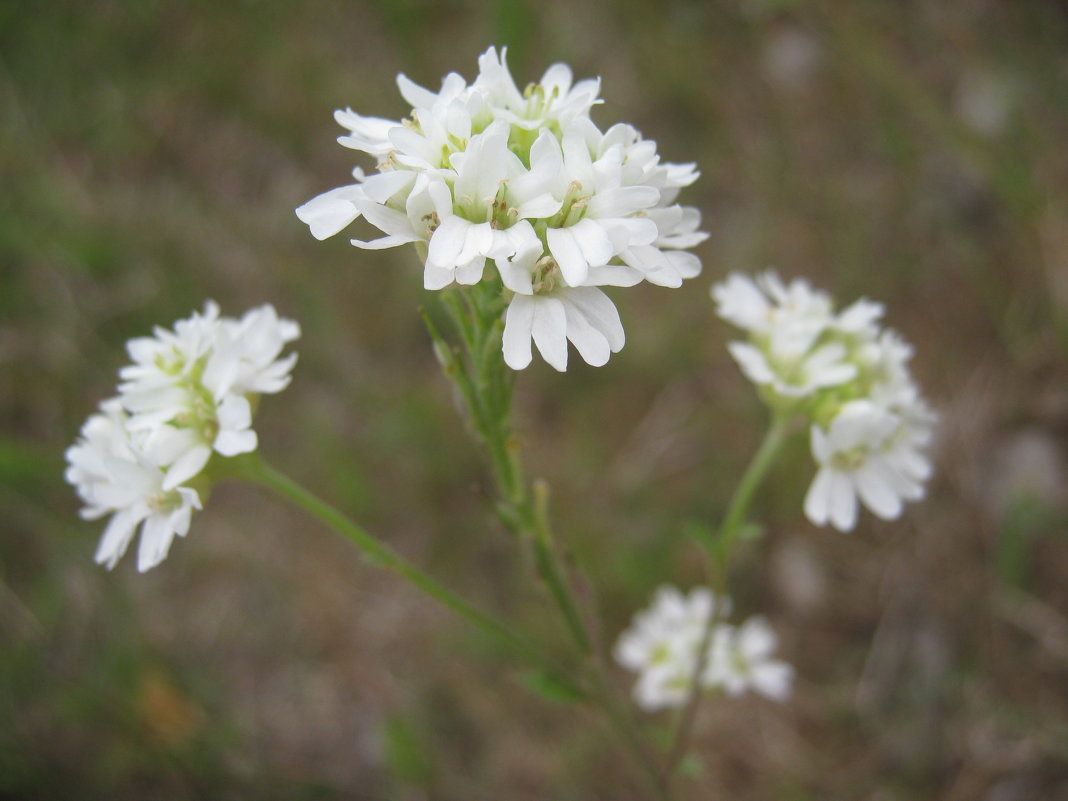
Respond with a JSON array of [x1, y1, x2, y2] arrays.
[[3, 1, 1068, 799]]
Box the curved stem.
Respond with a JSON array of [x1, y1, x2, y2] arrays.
[[237, 454, 572, 687], [712, 409, 795, 568], [665, 409, 796, 780], [588, 667, 674, 801]]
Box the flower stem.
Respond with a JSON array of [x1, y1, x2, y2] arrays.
[[427, 285, 682, 796], [666, 409, 795, 779], [433, 288, 592, 656], [237, 454, 570, 685], [711, 409, 795, 568]]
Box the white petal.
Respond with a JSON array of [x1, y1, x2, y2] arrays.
[[455, 222, 494, 267], [516, 193, 561, 220], [855, 461, 904, 520], [216, 394, 251, 430], [803, 467, 834, 526], [453, 256, 486, 285], [95, 507, 144, 569], [564, 287, 624, 351], [162, 444, 212, 491], [502, 295, 535, 370], [546, 227, 588, 286], [360, 169, 416, 203], [388, 126, 438, 166], [752, 662, 793, 701], [666, 251, 702, 280], [588, 185, 659, 218], [727, 342, 776, 385], [215, 428, 258, 456], [424, 264, 456, 291], [583, 264, 643, 287], [355, 198, 420, 242], [569, 218, 615, 267], [295, 185, 364, 240], [562, 300, 611, 366], [427, 215, 470, 269], [530, 297, 569, 371], [620, 245, 683, 288], [396, 73, 438, 108], [136, 514, 176, 573], [828, 471, 858, 532], [349, 234, 415, 250]]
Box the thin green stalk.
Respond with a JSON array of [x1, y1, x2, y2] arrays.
[[433, 291, 593, 656], [237, 454, 567, 682], [712, 409, 795, 567], [666, 409, 795, 780], [428, 286, 675, 794], [588, 668, 674, 801]]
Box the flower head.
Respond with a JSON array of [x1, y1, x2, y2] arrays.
[[713, 270, 936, 531], [705, 617, 794, 701], [66, 303, 300, 571], [297, 47, 706, 371], [614, 586, 791, 711]]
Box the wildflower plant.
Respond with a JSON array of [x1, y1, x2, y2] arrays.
[[66, 49, 937, 799]]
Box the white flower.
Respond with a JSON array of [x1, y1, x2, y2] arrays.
[[297, 46, 706, 370], [66, 303, 300, 571], [713, 271, 859, 399], [64, 400, 203, 572], [714, 270, 936, 530], [713, 271, 833, 336], [120, 302, 299, 470], [473, 46, 602, 131], [614, 586, 723, 711], [502, 286, 625, 372], [726, 339, 857, 399], [615, 587, 793, 711], [803, 399, 932, 532], [705, 617, 793, 701], [202, 303, 301, 399]]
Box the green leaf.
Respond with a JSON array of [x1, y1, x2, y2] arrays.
[[678, 752, 706, 779], [380, 715, 435, 786], [518, 669, 587, 705]]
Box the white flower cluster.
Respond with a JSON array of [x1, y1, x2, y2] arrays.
[[296, 46, 707, 371], [65, 303, 300, 572], [614, 586, 793, 711], [713, 271, 937, 532]]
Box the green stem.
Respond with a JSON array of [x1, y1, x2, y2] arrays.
[[433, 290, 592, 656], [588, 667, 674, 801], [712, 409, 795, 567], [666, 409, 796, 780], [238, 454, 563, 679], [428, 286, 673, 794]]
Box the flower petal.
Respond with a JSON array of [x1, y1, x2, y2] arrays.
[[503, 295, 535, 370], [530, 297, 569, 371]]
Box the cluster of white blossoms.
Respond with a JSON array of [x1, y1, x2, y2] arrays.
[[296, 46, 707, 371], [713, 271, 937, 532], [65, 303, 300, 572], [614, 586, 793, 711]]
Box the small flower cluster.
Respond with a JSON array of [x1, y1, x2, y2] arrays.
[[713, 271, 936, 531], [65, 303, 299, 572], [297, 46, 706, 371], [614, 586, 793, 711]]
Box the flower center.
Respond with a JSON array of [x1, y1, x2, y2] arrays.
[[147, 488, 184, 514], [532, 257, 563, 294]]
